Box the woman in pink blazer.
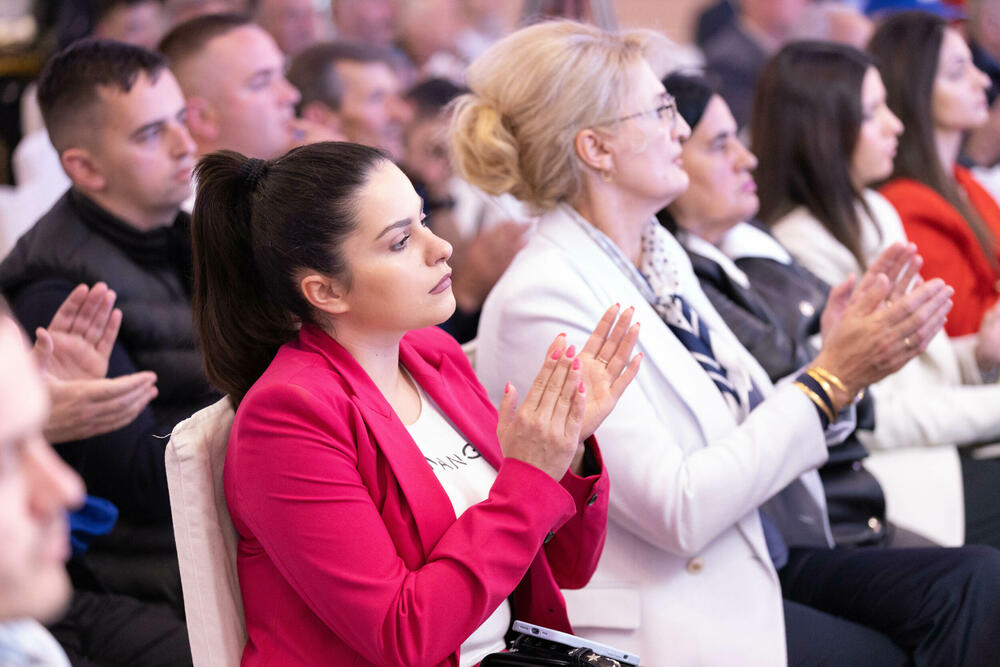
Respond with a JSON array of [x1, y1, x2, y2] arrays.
[[188, 141, 639, 666]]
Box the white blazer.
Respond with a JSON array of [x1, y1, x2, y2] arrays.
[[476, 205, 834, 666], [772, 190, 1000, 546]]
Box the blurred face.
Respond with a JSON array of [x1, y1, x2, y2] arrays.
[[254, 0, 322, 57], [334, 161, 455, 334], [95, 0, 164, 50], [669, 96, 758, 243], [0, 318, 84, 623], [603, 61, 691, 214], [333, 0, 396, 46], [850, 67, 903, 188], [335, 60, 410, 159], [88, 70, 196, 230], [742, 0, 809, 39], [932, 27, 991, 133], [402, 114, 452, 197], [196, 25, 301, 158]]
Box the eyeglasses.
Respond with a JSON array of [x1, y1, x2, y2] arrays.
[[597, 95, 679, 128]]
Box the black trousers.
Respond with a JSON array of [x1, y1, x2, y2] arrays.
[[781, 544, 1000, 666], [961, 450, 1000, 550], [48, 590, 193, 667]]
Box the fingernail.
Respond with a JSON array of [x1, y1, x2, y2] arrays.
[[558, 332, 566, 338], [572, 357, 581, 370], [578, 381, 585, 393], [504, 381, 511, 394], [626, 306, 635, 313], [614, 302, 621, 308], [551, 348, 562, 360]]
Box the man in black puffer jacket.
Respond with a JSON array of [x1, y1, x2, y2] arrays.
[[0, 39, 218, 665]]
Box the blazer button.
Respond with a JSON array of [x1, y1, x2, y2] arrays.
[[543, 530, 555, 544], [867, 517, 882, 533], [587, 493, 599, 506], [686, 557, 705, 574], [798, 300, 815, 317]]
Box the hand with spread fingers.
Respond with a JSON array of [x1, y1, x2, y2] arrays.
[[497, 334, 587, 480], [577, 303, 643, 440], [32, 283, 158, 443], [812, 242, 953, 410], [497, 306, 642, 478]]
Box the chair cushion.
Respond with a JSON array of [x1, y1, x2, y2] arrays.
[[166, 397, 245, 666]]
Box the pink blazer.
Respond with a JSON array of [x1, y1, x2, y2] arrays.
[[225, 324, 609, 666]]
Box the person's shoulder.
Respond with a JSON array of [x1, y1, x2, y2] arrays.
[[878, 177, 939, 205]]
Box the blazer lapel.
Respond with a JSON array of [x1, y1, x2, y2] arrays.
[[300, 325, 457, 556], [400, 338, 503, 471]]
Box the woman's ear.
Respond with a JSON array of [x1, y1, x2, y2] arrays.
[[300, 273, 350, 316], [574, 128, 615, 174]]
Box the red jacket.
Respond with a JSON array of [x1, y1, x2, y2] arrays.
[[880, 166, 1000, 336], [225, 324, 609, 666]]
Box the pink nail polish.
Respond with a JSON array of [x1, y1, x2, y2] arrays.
[[578, 381, 585, 393], [504, 382, 511, 394], [551, 348, 562, 360], [572, 358, 581, 370], [566, 345, 576, 357]]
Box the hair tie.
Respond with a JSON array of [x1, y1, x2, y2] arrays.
[[240, 158, 269, 193]]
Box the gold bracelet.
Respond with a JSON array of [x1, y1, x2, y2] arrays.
[[805, 369, 839, 413], [795, 382, 835, 423], [810, 366, 849, 394]]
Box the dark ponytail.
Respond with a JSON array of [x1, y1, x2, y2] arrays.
[[191, 141, 388, 405]]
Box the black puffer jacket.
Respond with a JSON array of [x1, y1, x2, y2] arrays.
[[0, 189, 218, 521]]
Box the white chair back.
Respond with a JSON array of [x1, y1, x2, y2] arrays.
[[165, 397, 245, 666]]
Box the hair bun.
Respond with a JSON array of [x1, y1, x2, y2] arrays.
[[450, 94, 525, 200]]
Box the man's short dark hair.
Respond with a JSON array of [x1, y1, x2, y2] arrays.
[[158, 12, 250, 71], [287, 40, 395, 113], [37, 38, 167, 153], [405, 77, 466, 121]]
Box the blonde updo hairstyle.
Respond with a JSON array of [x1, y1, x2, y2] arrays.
[[451, 20, 651, 213]]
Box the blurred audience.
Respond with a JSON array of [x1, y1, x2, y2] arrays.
[[250, 0, 325, 57], [331, 0, 396, 46], [403, 77, 531, 343], [871, 12, 1000, 339], [94, 0, 165, 50], [703, 0, 810, 129]]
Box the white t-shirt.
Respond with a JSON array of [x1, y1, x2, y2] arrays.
[[403, 378, 511, 666]]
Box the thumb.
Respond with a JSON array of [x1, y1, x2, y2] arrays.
[[32, 327, 54, 371]]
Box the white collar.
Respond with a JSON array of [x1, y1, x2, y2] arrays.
[[718, 221, 793, 265], [680, 230, 752, 289]]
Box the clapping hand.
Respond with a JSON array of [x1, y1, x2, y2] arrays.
[[577, 304, 642, 440], [32, 283, 158, 443], [497, 305, 642, 479]]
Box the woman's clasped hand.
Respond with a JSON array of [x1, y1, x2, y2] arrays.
[[499, 304, 641, 479], [813, 241, 953, 404]]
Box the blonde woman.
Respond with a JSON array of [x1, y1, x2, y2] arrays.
[[455, 20, 1000, 666]]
